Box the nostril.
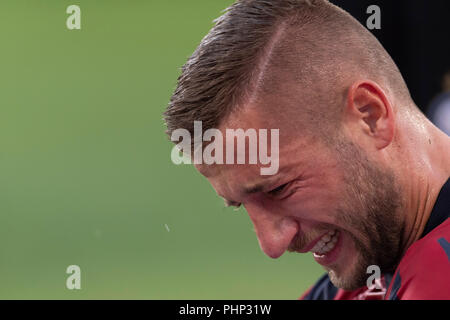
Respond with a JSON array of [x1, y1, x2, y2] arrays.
[[287, 232, 300, 251]]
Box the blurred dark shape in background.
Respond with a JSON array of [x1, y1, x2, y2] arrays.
[[331, 0, 450, 131], [426, 71, 450, 135]]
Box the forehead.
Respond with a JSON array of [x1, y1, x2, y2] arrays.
[[196, 133, 309, 178], [195, 104, 324, 198]]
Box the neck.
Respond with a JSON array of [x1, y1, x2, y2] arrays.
[[396, 114, 450, 256]]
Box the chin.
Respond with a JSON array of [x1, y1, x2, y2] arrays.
[[328, 270, 367, 291], [327, 251, 368, 291]]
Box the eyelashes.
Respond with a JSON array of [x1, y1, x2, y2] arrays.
[[222, 180, 300, 210], [268, 183, 289, 197], [224, 199, 242, 208]]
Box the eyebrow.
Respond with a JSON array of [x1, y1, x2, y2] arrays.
[[242, 176, 282, 195], [242, 183, 266, 194], [222, 176, 282, 207]]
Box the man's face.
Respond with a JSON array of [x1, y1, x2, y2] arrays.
[[196, 104, 404, 290]]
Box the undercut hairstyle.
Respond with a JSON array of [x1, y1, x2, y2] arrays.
[[164, 0, 414, 142]]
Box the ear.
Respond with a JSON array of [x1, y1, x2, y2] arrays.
[[345, 80, 395, 149]]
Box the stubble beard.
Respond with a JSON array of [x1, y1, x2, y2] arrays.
[[326, 138, 404, 291]]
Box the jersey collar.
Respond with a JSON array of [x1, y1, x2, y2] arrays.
[[421, 178, 450, 238]]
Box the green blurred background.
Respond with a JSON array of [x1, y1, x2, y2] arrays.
[[0, 0, 322, 299]]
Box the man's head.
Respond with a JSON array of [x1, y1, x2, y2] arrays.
[[165, 0, 419, 290]]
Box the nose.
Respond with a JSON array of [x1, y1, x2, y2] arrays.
[[245, 203, 299, 259]]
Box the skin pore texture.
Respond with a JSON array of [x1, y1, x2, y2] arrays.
[[196, 80, 450, 291]]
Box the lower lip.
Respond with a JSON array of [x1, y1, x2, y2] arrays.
[[313, 231, 343, 266]]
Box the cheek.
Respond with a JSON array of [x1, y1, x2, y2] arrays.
[[282, 183, 346, 223], [284, 185, 370, 249]]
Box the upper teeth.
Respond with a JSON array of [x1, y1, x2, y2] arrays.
[[310, 230, 339, 255]]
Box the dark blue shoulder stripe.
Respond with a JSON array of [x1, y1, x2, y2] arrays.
[[387, 272, 402, 300], [437, 238, 450, 261], [421, 178, 450, 237], [302, 273, 338, 300]]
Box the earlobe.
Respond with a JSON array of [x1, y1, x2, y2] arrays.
[[346, 80, 395, 149]]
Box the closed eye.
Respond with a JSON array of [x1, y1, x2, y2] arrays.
[[268, 183, 289, 197]]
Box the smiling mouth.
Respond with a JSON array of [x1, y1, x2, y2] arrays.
[[310, 230, 340, 257]]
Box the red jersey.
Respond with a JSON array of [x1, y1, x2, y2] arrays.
[[301, 178, 450, 300]]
